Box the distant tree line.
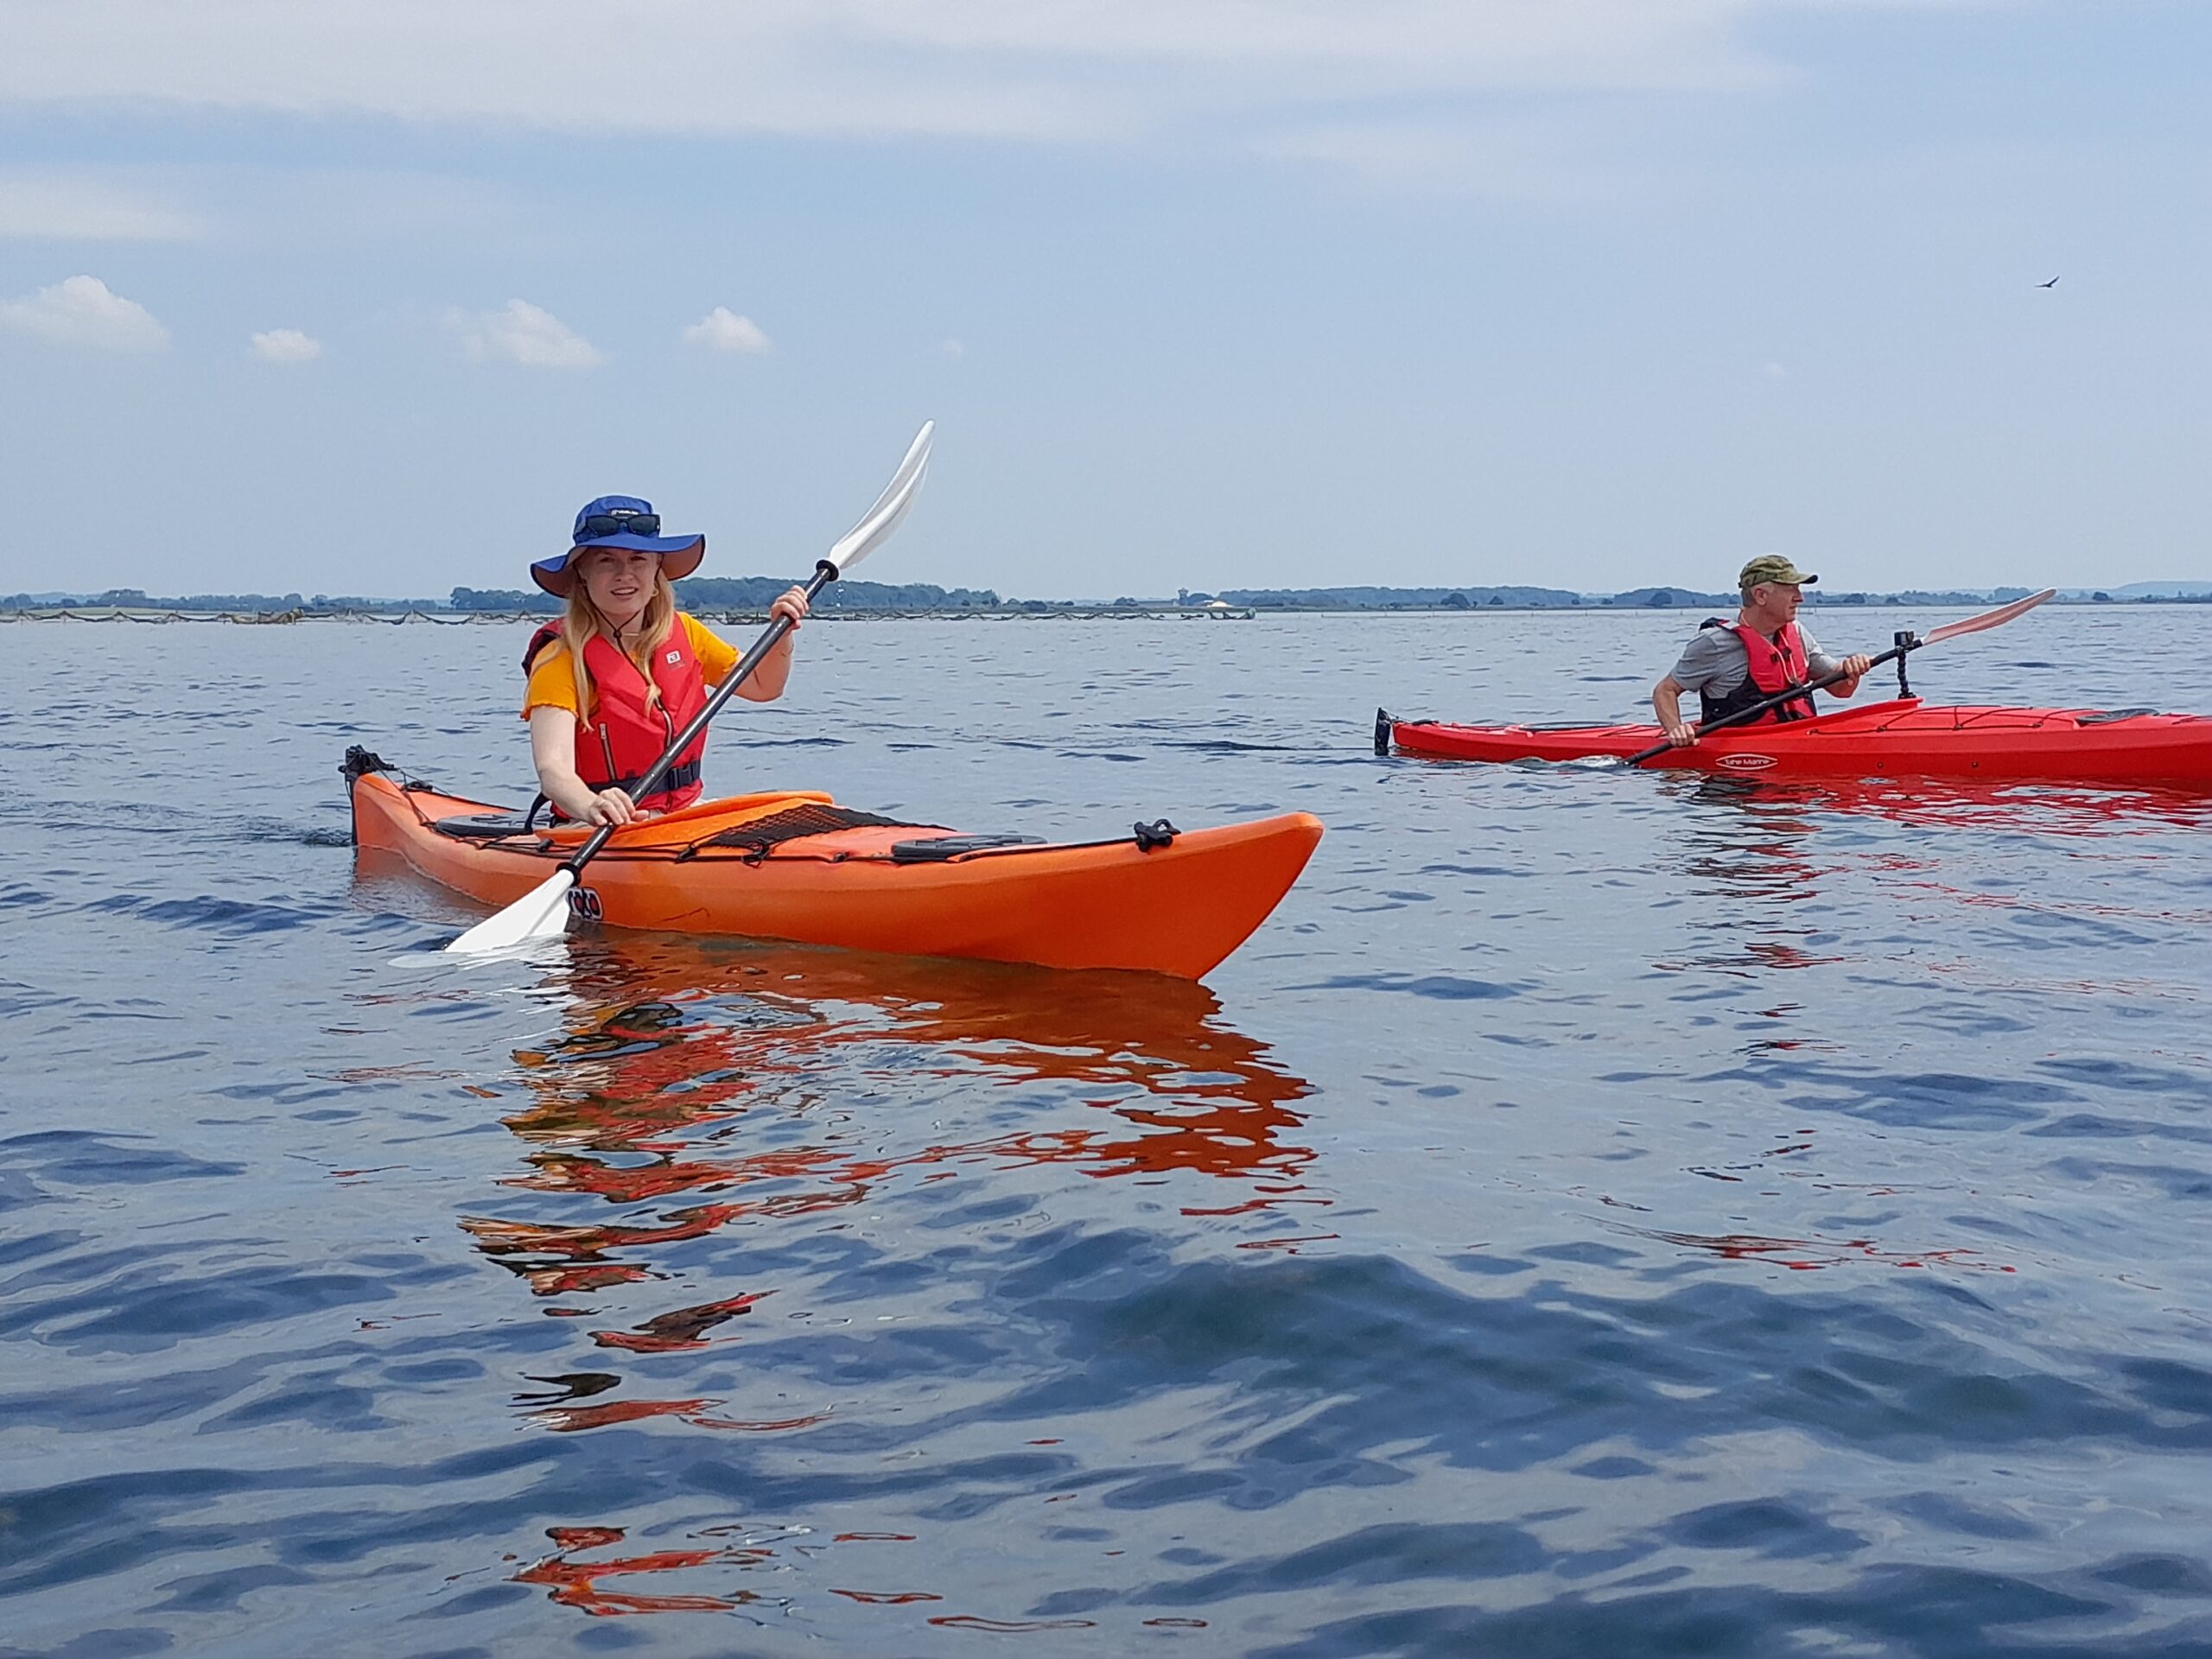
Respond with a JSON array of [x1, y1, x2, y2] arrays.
[[1219, 584, 1590, 608], [449, 587, 562, 614], [0, 587, 315, 612], [447, 577, 1001, 613], [3, 580, 2196, 615], [678, 576, 1001, 611]]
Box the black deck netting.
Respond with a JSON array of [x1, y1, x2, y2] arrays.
[[691, 804, 938, 857]]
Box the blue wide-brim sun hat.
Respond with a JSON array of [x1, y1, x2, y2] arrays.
[[531, 494, 706, 596]]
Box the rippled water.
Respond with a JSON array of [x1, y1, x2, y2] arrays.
[[5, 607, 2212, 1657]]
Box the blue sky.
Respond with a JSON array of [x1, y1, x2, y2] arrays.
[[1, 0, 2203, 601]]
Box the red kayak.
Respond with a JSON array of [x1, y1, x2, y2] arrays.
[[1380, 698, 2212, 788]]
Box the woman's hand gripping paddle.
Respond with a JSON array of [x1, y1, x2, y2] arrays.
[[1622, 588, 2055, 766], [446, 422, 935, 954]]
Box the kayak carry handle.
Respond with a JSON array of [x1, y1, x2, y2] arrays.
[[1134, 819, 1179, 852]]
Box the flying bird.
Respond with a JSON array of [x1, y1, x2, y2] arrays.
[[2037, 276, 2060, 289]]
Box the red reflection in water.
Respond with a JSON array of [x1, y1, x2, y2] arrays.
[[1184, 1195, 1334, 1217], [1692, 772, 2212, 835], [517, 1522, 1112, 1630], [1669, 774, 2212, 963], [550, 1526, 622, 1548], [463, 1206, 746, 1258], [1625, 1224, 2014, 1274], [591, 1291, 770, 1353], [1793, 776, 2212, 835], [523, 1395, 709, 1433], [516, 1262, 650, 1297], [525, 1395, 830, 1433], [512, 1527, 755, 1616]]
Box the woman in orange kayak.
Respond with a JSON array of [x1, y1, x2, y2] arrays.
[[523, 495, 809, 826]]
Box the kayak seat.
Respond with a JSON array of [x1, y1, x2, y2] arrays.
[[890, 833, 1048, 862]]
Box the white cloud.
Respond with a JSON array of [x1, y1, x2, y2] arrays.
[[683, 307, 772, 354], [1255, 115, 1619, 202], [0, 1, 1980, 143], [250, 327, 321, 363], [457, 299, 602, 369], [0, 173, 205, 240], [940, 337, 966, 357], [0, 275, 169, 350], [0, 2, 1107, 141], [1764, 359, 1787, 378]]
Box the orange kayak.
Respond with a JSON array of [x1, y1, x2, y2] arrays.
[[344, 752, 1322, 979]]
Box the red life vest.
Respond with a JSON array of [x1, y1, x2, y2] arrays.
[[1698, 619, 1815, 725], [526, 620, 708, 810]]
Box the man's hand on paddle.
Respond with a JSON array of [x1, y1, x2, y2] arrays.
[[1651, 674, 1700, 747]]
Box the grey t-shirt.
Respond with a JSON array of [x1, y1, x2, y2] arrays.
[[1669, 622, 1842, 700]]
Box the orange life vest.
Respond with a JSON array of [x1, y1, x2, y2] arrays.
[[526, 620, 708, 810]]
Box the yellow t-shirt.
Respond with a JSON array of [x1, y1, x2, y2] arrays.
[[520, 613, 741, 721]]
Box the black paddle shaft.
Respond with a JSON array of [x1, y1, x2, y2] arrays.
[[560, 558, 838, 877], [1625, 634, 1916, 767]]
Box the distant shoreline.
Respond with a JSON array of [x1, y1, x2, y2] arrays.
[[5, 594, 2206, 626], [9, 579, 2209, 621]]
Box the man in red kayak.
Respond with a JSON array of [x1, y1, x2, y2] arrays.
[[1651, 555, 1874, 747]]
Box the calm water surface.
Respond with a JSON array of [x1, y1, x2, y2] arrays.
[[3, 607, 2211, 1657]]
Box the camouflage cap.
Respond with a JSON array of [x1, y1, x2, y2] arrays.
[[1738, 554, 1817, 590]]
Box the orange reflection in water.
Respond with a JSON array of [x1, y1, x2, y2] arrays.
[[462, 935, 1318, 1448], [486, 941, 1313, 1209], [486, 935, 1313, 1204]]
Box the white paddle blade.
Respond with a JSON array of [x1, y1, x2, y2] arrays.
[[826, 422, 932, 575], [847, 421, 932, 531], [445, 868, 576, 954], [1923, 588, 2056, 645]]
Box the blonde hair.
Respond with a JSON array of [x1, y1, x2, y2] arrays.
[[556, 552, 680, 721]]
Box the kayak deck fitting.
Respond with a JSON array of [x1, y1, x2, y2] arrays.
[[345, 749, 1322, 979], [1379, 698, 2212, 788]]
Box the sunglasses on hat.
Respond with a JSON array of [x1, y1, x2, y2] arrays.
[[574, 511, 662, 542]]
